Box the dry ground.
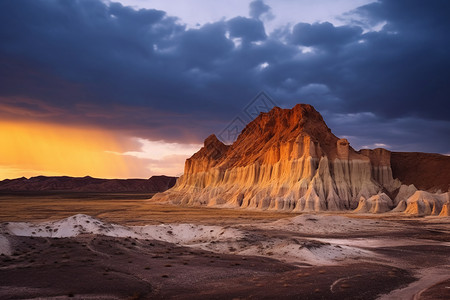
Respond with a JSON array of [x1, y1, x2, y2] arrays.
[[0, 193, 294, 225], [0, 193, 449, 299]]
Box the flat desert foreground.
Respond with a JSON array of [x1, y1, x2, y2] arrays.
[[0, 193, 449, 299]]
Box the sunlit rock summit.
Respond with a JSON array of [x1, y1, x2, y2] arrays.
[[153, 104, 450, 216]]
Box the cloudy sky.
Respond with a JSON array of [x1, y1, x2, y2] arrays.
[[0, 0, 449, 179]]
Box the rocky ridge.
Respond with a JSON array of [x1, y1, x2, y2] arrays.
[[0, 175, 177, 193], [153, 104, 450, 216]]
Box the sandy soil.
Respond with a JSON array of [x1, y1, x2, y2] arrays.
[[0, 193, 294, 225], [0, 193, 449, 299]]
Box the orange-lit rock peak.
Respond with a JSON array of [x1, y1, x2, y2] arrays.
[[187, 104, 368, 172], [153, 104, 450, 216]]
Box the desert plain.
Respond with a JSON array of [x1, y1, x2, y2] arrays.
[[0, 192, 449, 299]]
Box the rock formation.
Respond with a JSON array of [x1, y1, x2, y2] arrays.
[[394, 184, 417, 206], [404, 191, 449, 216], [354, 193, 393, 214], [153, 104, 450, 216], [391, 152, 450, 192], [439, 202, 450, 217], [392, 200, 407, 212]]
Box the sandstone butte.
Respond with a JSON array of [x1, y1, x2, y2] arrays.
[[153, 104, 450, 217]]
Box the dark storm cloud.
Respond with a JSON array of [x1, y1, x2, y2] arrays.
[[322, 111, 450, 154], [249, 0, 271, 20], [0, 1, 183, 105], [0, 0, 449, 153], [177, 22, 233, 70], [330, 0, 450, 121], [227, 17, 267, 42], [291, 22, 362, 49]]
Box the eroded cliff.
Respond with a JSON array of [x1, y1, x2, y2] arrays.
[[153, 104, 449, 216]]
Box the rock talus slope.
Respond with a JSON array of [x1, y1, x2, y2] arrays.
[[153, 104, 449, 216]]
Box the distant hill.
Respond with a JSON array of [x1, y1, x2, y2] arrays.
[[0, 175, 177, 193], [391, 152, 450, 192]]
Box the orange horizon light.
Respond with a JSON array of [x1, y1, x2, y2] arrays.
[[0, 120, 131, 180]]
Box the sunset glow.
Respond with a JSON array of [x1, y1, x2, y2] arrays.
[[0, 121, 202, 180], [0, 121, 129, 180]]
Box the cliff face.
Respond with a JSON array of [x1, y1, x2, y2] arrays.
[[153, 104, 450, 216], [154, 104, 410, 212], [390, 152, 450, 192]]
